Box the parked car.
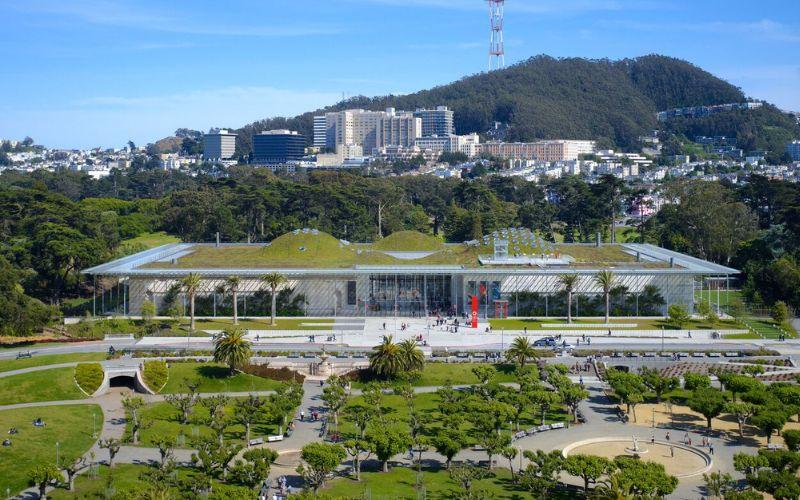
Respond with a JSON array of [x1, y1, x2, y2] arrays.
[[533, 337, 556, 347]]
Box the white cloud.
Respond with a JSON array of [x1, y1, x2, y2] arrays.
[[14, 0, 340, 37]]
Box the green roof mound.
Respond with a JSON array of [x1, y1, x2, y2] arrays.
[[373, 231, 445, 252]]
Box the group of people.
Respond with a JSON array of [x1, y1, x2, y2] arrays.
[[659, 431, 715, 455]]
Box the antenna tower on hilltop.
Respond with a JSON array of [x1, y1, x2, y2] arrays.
[[488, 0, 505, 71]]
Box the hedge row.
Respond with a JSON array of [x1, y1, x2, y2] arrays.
[[75, 363, 104, 394], [142, 360, 169, 392], [242, 364, 305, 383]]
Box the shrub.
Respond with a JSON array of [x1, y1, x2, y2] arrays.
[[75, 363, 104, 394], [772, 301, 789, 325], [242, 364, 306, 383], [143, 360, 169, 392]]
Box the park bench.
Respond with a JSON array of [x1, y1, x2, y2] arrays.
[[266, 435, 284, 443], [766, 443, 783, 450], [16, 351, 32, 359], [691, 352, 706, 358], [724, 352, 740, 357], [249, 438, 264, 446], [551, 422, 565, 429]]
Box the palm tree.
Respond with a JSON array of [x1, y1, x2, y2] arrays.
[[369, 335, 403, 378], [213, 327, 252, 374], [180, 273, 202, 332], [222, 276, 241, 325], [397, 339, 425, 372], [261, 272, 287, 326], [595, 270, 616, 324], [558, 273, 580, 324], [505, 336, 538, 368]]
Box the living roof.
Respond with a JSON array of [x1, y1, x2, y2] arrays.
[[135, 229, 669, 271]]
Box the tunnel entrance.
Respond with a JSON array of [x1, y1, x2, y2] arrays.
[[109, 375, 137, 391]]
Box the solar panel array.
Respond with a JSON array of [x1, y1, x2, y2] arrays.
[[483, 228, 554, 256]]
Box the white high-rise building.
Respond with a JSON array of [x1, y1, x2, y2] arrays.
[[318, 108, 422, 153], [313, 116, 327, 149], [203, 129, 237, 161]]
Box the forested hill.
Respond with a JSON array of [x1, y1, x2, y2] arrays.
[[233, 54, 791, 154]]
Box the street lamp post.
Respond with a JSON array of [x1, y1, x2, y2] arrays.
[[56, 441, 60, 467]]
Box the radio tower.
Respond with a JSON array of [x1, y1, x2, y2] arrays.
[[488, 0, 505, 71]]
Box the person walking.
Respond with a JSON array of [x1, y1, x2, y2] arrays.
[[300, 410, 305, 422], [709, 442, 714, 455], [665, 431, 671, 442], [670, 446, 674, 458]]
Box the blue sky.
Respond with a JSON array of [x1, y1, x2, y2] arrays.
[[1, 0, 798, 149]]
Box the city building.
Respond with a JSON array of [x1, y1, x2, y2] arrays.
[[414, 106, 455, 137], [317, 108, 422, 153], [85, 229, 738, 318], [252, 130, 306, 164], [313, 116, 327, 149], [787, 140, 800, 162], [415, 133, 481, 158], [481, 140, 596, 161], [381, 109, 422, 150], [203, 129, 237, 161]]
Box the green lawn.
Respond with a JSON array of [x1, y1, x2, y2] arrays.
[[338, 391, 568, 445], [0, 367, 86, 405], [121, 231, 181, 249], [160, 362, 284, 394], [489, 317, 740, 331], [351, 363, 517, 389], [694, 290, 742, 307], [128, 398, 288, 447], [739, 317, 797, 339], [323, 465, 538, 499], [0, 352, 107, 373], [0, 405, 101, 496], [48, 463, 256, 499]]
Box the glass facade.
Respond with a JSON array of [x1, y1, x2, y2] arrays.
[[367, 274, 452, 316]]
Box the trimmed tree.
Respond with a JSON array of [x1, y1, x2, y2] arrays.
[[366, 423, 412, 472], [564, 454, 613, 493], [433, 428, 467, 469], [28, 463, 60, 499], [688, 387, 727, 429], [297, 443, 346, 494]]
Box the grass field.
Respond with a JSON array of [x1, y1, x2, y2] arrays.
[[694, 289, 742, 307], [489, 317, 740, 331], [144, 230, 650, 270], [121, 231, 181, 249], [0, 352, 107, 373], [739, 317, 797, 339], [160, 362, 284, 394], [0, 367, 86, 405], [129, 397, 287, 447], [351, 363, 517, 389], [48, 463, 255, 499], [323, 464, 541, 499], [0, 405, 101, 496]]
